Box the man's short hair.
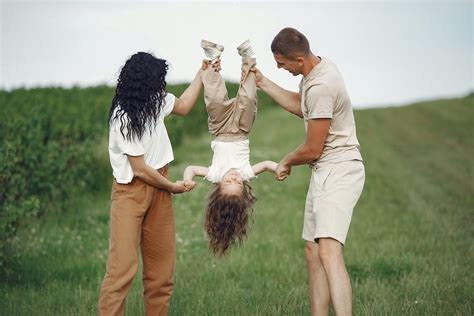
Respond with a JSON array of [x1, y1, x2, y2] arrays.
[[271, 27, 310, 59]]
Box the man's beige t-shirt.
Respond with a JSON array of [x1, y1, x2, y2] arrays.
[[299, 57, 363, 166]]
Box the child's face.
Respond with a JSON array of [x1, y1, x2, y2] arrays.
[[220, 169, 244, 196]]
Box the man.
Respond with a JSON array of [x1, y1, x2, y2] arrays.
[[249, 28, 365, 315]]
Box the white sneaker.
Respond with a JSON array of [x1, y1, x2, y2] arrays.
[[201, 39, 224, 63], [237, 40, 255, 58]]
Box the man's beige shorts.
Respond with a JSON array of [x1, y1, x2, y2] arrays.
[[302, 160, 365, 245]]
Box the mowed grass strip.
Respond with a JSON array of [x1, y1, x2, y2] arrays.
[[1, 94, 472, 315]]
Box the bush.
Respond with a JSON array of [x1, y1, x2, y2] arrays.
[[0, 86, 113, 275]]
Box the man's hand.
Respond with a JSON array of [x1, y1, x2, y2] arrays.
[[242, 66, 264, 87], [170, 180, 189, 194], [275, 161, 292, 181], [202, 58, 221, 72]]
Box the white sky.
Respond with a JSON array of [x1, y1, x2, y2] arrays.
[[1, 0, 473, 108]]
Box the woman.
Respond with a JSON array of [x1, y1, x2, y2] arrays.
[[98, 51, 218, 315]]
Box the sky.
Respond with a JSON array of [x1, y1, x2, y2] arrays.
[[1, 0, 472, 108]]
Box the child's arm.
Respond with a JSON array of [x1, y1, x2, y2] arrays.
[[183, 166, 209, 189], [183, 166, 209, 180], [251, 160, 278, 175]]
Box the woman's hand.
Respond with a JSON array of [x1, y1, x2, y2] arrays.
[[183, 179, 196, 191], [201, 58, 221, 72], [170, 180, 189, 194]]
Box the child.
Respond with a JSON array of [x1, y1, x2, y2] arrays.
[[183, 39, 277, 256]]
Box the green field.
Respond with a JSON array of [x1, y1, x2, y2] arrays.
[[1, 89, 473, 315]]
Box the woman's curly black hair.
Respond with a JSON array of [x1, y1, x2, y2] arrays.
[[109, 52, 169, 141]]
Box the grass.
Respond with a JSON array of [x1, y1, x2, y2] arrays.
[[1, 92, 472, 315]]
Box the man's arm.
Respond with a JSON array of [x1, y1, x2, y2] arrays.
[[275, 118, 331, 180], [247, 67, 302, 117], [251, 160, 278, 175], [127, 155, 189, 193], [172, 60, 221, 116]]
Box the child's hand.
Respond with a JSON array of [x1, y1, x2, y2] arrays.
[[275, 162, 291, 181], [183, 179, 197, 191]]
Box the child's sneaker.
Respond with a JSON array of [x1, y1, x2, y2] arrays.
[[237, 40, 255, 58], [201, 39, 224, 64]]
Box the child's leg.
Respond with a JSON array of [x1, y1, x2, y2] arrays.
[[234, 57, 257, 133], [201, 67, 236, 135], [200, 67, 230, 107]]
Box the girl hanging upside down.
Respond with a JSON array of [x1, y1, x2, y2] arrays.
[[183, 39, 277, 256]]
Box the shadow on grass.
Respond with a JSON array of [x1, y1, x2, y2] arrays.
[[348, 259, 412, 282], [2, 252, 102, 288]]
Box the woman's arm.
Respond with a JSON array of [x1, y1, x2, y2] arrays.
[[251, 160, 278, 175], [172, 59, 221, 116], [127, 155, 189, 193]]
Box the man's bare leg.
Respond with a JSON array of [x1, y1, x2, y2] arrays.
[[318, 238, 352, 315], [306, 241, 331, 316]]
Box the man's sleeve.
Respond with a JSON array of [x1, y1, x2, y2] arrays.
[[305, 84, 333, 119]]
